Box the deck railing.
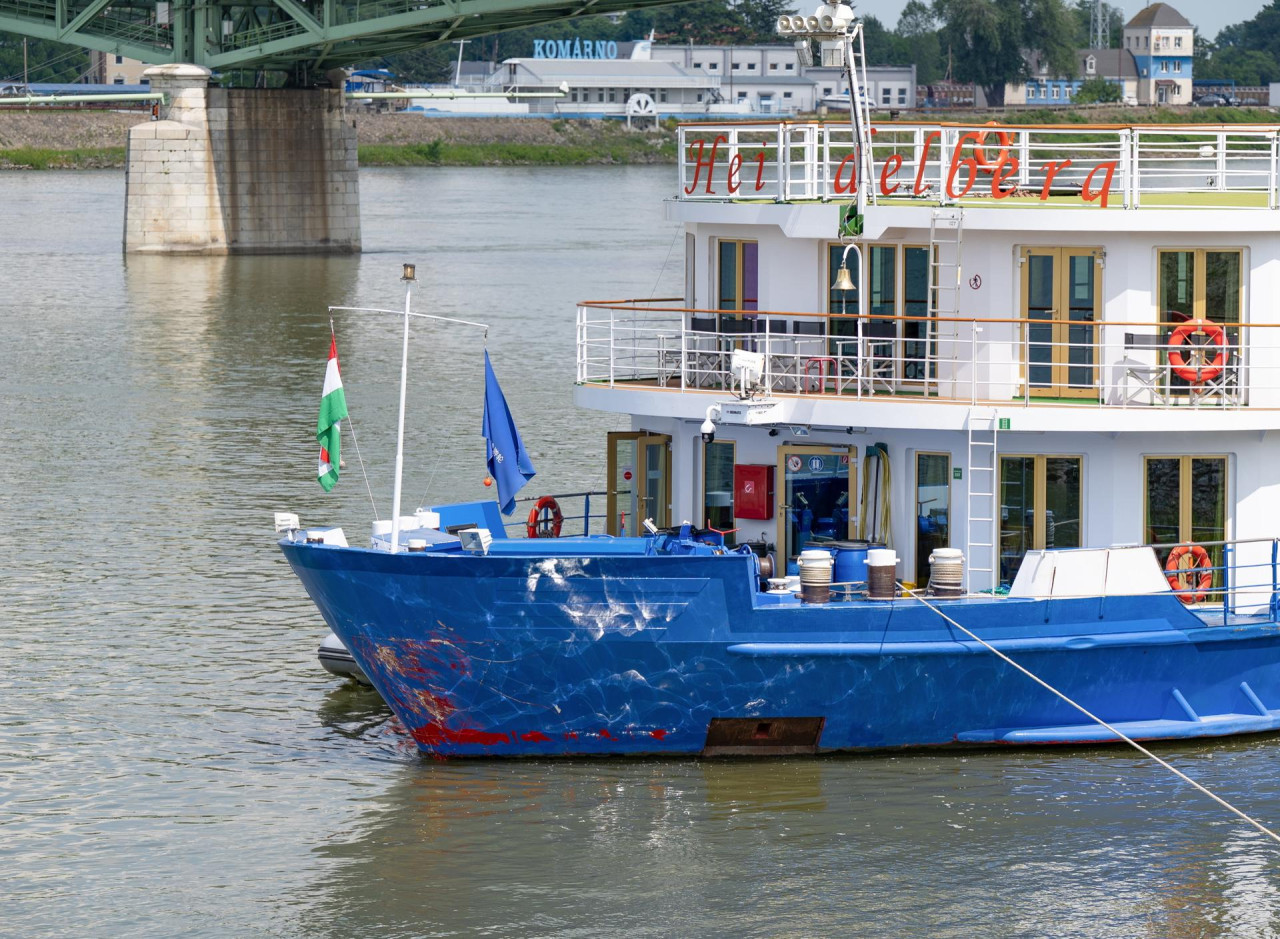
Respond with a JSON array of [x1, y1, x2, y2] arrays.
[[676, 121, 1280, 209], [577, 300, 1276, 410]]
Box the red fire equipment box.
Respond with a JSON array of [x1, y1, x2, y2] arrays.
[[734, 464, 774, 520]]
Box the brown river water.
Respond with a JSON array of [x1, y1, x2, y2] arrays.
[[1, 165, 1278, 937]]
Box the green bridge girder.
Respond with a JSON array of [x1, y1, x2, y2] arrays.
[[0, 0, 687, 77]]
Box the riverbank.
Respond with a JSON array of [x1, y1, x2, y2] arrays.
[[1, 106, 1276, 168], [0, 110, 678, 168]]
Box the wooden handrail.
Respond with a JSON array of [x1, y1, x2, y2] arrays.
[[579, 300, 1261, 330]]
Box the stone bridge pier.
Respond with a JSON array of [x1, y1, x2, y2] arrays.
[[124, 64, 360, 255]]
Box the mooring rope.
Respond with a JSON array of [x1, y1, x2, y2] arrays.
[[900, 582, 1280, 846], [329, 315, 379, 520]]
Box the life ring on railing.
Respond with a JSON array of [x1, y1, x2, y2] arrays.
[[1164, 543, 1213, 604], [973, 122, 1012, 170], [527, 496, 564, 538], [1168, 319, 1227, 383]]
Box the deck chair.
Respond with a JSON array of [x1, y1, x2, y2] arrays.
[[1119, 332, 1165, 406], [687, 315, 722, 388], [791, 320, 827, 392], [861, 320, 898, 393], [1192, 342, 1241, 406]]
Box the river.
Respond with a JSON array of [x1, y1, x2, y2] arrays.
[[2, 165, 1278, 937]]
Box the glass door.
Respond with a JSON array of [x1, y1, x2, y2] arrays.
[[915, 452, 951, 586], [998, 454, 1082, 586], [607, 432, 671, 536], [1144, 455, 1228, 589], [776, 445, 855, 566], [1021, 247, 1101, 399]]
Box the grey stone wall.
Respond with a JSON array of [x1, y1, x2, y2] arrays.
[[125, 66, 360, 255]]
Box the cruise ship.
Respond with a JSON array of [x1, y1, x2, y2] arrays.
[[282, 10, 1280, 758]]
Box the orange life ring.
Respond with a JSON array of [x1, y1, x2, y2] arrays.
[[527, 496, 564, 538], [1164, 543, 1213, 604], [1168, 319, 1227, 383], [972, 122, 1012, 170]]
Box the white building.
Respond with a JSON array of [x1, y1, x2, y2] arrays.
[[651, 44, 916, 114], [488, 57, 723, 117]]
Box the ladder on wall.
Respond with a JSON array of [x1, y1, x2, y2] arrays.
[[928, 207, 964, 396], [965, 407, 999, 595]]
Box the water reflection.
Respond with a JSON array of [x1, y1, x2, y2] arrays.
[[5, 166, 1280, 937], [301, 746, 1280, 937]]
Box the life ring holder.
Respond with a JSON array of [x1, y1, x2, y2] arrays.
[[1164, 543, 1213, 604], [972, 122, 1012, 171], [1168, 319, 1227, 384], [527, 496, 564, 538]]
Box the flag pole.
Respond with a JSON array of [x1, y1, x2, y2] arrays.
[[390, 263, 416, 555]]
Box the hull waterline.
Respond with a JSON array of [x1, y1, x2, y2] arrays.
[[282, 539, 1280, 758]]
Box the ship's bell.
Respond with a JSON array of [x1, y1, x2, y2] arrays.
[[833, 263, 854, 291]]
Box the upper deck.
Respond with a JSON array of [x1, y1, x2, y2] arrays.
[[675, 120, 1280, 223]]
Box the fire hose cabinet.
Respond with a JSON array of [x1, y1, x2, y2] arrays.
[[734, 465, 774, 520]]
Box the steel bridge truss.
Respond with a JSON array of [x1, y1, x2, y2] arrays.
[[0, 0, 687, 77]]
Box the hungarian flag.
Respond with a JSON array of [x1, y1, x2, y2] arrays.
[[316, 334, 349, 491]]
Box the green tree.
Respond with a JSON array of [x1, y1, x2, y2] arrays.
[[897, 0, 943, 83], [1070, 0, 1122, 48], [738, 0, 794, 40], [1072, 75, 1120, 103], [0, 34, 91, 85], [934, 0, 1075, 106], [1205, 47, 1280, 86], [1197, 1, 1280, 87]]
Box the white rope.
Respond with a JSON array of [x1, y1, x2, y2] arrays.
[[341, 410, 379, 521], [900, 582, 1280, 846], [648, 224, 683, 300]]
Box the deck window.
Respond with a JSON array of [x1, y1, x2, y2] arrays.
[[703, 440, 736, 542], [718, 240, 759, 327], [827, 244, 931, 383], [1158, 249, 1242, 390], [999, 455, 1082, 586], [1144, 456, 1227, 591]]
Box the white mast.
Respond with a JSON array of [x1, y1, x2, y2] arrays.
[[389, 263, 416, 555]]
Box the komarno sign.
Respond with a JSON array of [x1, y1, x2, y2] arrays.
[[533, 38, 620, 59], [683, 130, 1120, 207]]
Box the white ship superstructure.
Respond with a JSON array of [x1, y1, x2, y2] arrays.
[[576, 90, 1280, 601]]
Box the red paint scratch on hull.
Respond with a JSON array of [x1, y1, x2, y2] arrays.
[[411, 724, 512, 747]]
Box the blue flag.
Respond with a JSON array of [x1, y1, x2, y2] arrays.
[[482, 350, 536, 515]]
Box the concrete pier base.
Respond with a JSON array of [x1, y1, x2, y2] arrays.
[[124, 64, 360, 255]]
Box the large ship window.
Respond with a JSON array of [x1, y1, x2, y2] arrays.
[[827, 243, 929, 385], [717, 239, 758, 330], [1144, 456, 1227, 586], [1158, 249, 1242, 394], [999, 455, 1082, 586]]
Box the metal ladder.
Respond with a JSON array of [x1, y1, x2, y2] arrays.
[[928, 207, 964, 395], [843, 23, 876, 210], [965, 407, 999, 595]]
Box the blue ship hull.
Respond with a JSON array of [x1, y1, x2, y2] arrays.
[[281, 537, 1280, 758]]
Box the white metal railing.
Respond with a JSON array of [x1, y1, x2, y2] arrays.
[[578, 301, 1275, 410], [676, 121, 1280, 209]]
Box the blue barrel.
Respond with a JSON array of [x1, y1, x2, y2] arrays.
[[826, 540, 880, 586]]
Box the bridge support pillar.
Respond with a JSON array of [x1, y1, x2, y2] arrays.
[[124, 64, 360, 255]]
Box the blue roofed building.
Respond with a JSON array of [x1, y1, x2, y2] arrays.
[[1004, 1, 1192, 107]]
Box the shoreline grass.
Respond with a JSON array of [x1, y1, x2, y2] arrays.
[[357, 138, 677, 166], [0, 146, 125, 169]]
